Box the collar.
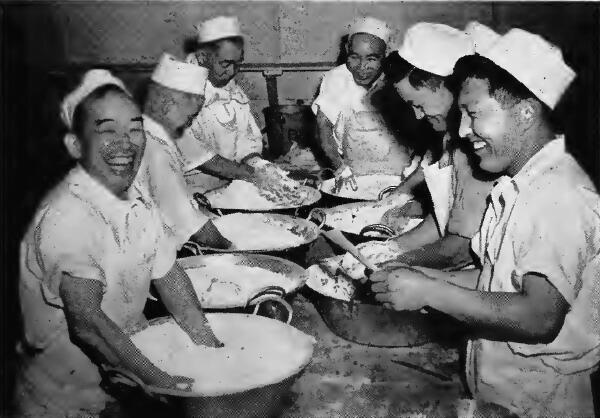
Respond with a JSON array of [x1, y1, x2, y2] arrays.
[[204, 79, 248, 106], [67, 165, 148, 215], [487, 136, 566, 216]]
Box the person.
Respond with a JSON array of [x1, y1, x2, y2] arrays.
[[16, 70, 222, 417], [184, 16, 270, 190], [312, 16, 413, 192], [371, 29, 599, 418], [307, 22, 500, 284], [137, 53, 231, 250]]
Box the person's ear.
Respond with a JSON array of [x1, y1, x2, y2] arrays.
[[195, 49, 211, 65], [516, 98, 539, 131], [63, 133, 82, 159]]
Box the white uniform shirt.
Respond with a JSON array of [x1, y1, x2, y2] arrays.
[[467, 137, 600, 417], [187, 76, 263, 162], [137, 115, 210, 247], [17, 166, 176, 416], [312, 64, 412, 175]]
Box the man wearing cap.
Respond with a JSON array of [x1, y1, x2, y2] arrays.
[[184, 16, 268, 189], [312, 16, 413, 192], [137, 53, 231, 250], [374, 22, 501, 269], [307, 23, 500, 286], [16, 69, 222, 417], [371, 29, 599, 417]]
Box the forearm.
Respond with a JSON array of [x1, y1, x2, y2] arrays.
[[425, 280, 553, 343], [198, 155, 254, 179], [316, 111, 344, 170], [153, 262, 209, 332], [72, 313, 168, 384], [392, 233, 473, 269], [395, 167, 425, 196], [392, 214, 440, 252]]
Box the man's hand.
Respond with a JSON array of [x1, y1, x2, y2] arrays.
[[334, 166, 358, 193], [193, 221, 232, 249], [370, 267, 436, 311]]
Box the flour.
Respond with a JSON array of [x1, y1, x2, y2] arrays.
[[213, 213, 316, 250], [206, 179, 319, 210], [184, 255, 302, 308], [131, 314, 315, 396]]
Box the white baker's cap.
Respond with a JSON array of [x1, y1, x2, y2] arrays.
[[195, 16, 243, 44], [151, 53, 208, 96], [348, 16, 392, 45], [464, 21, 500, 55], [480, 28, 575, 109], [60, 69, 129, 130], [398, 22, 473, 77]]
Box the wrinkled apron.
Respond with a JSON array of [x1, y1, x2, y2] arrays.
[[343, 108, 411, 176]]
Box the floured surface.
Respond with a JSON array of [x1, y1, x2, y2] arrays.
[[320, 174, 402, 201], [206, 179, 320, 210], [181, 254, 306, 308], [322, 194, 423, 235], [306, 241, 409, 300], [131, 314, 315, 396], [212, 213, 318, 251]]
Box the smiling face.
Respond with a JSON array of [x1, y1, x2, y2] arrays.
[[75, 88, 146, 196], [394, 76, 453, 133], [458, 77, 526, 174], [205, 38, 244, 88], [346, 33, 386, 88]]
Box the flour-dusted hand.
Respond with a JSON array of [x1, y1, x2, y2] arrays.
[[370, 267, 435, 311], [333, 165, 358, 193]]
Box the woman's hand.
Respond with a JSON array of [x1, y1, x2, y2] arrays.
[[334, 166, 358, 193]]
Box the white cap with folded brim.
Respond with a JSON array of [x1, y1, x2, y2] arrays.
[[196, 16, 243, 44], [60, 69, 129, 130], [348, 16, 392, 46], [464, 21, 500, 55], [398, 22, 474, 77], [480, 28, 575, 109], [151, 53, 208, 96]]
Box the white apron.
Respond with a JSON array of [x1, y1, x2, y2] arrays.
[[342, 107, 411, 176], [423, 162, 454, 236]]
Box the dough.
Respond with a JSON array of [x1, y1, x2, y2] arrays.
[[184, 255, 304, 308], [206, 179, 318, 210], [213, 214, 316, 251], [131, 314, 315, 396], [320, 174, 402, 200]]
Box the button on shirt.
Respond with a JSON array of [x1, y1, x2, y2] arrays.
[[17, 166, 176, 416], [467, 137, 600, 417], [137, 115, 211, 247], [312, 64, 412, 175], [187, 75, 263, 162]]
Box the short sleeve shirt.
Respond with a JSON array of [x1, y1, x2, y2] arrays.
[[18, 166, 176, 414], [138, 115, 210, 247], [467, 138, 600, 417], [186, 73, 263, 162]]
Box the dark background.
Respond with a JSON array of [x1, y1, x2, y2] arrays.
[[2, 1, 599, 413]]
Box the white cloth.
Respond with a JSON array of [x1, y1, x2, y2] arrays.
[[467, 137, 600, 417], [348, 16, 392, 45], [195, 16, 242, 44], [17, 166, 176, 416], [187, 76, 263, 162], [423, 161, 453, 236], [152, 53, 208, 96], [481, 29, 575, 109], [60, 69, 128, 130], [137, 115, 211, 247], [398, 23, 473, 77], [312, 64, 412, 175]]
